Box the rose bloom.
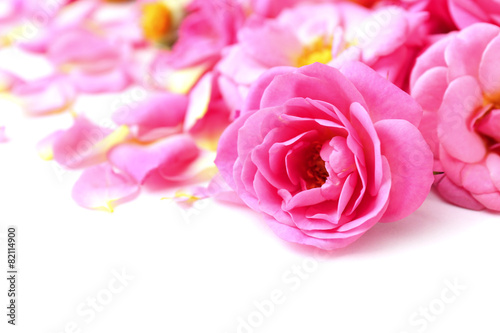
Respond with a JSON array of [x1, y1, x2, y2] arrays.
[[411, 23, 500, 211], [215, 62, 433, 250], [218, 2, 428, 111]]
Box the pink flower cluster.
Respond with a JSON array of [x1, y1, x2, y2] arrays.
[[2, 0, 499, 249]]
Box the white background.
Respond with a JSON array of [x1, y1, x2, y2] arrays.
[[1, 45, 500, 333]]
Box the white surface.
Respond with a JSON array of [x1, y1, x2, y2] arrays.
[[1, 47, 500, 333]]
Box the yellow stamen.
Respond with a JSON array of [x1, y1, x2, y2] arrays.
[[296, 38, 333, 68], [141, 1, 173, 43]]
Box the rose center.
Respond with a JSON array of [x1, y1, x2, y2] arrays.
[[141, 1, 173, 43], [295, 38, 333, 68], [305, 142, 329, 189]]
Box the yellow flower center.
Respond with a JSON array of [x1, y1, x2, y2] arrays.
[[141, 1, 173, 43], [296, 38, 333, 68]]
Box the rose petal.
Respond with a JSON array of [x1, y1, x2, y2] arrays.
[[375, 119, 434, 222], [109, 135, 200, 184], [437, 76, 486, 163], [341, 61, 423, 127], [72, 163, 139, 212], [52, 117, 129, 169], [435, 175, 485, 210]]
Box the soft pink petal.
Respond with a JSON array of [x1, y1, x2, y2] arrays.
[[113, 92, 188, 140], [478, 33, 500, 97], [52, 117, 129, 169], [472, 192, 500, 211], [410, 33, 454, 89], [72, 163, 140, 211], [437, 76, 487, 163], [375, 119, 434, 222], [445, 23, 499, 82], [486, 153, 500, 192], [460, 162, 498, 194], [109, 135, 200, 184], [12, 75, 76, 116], [435, 175, 485, 210], [341, 61, 423, 127], [259, 64, 365, 116]]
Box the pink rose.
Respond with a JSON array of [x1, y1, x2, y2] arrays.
[[411, 23, 500, 211], [448, 0, 500, 29], [215, 62, 433, 250], [218, 2, 428, 111]]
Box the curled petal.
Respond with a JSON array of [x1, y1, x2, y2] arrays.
[[108, 134, 200, 184]]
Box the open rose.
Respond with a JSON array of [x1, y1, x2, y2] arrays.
[[411, 23, 500, 211], [215, 62, 433, 250]]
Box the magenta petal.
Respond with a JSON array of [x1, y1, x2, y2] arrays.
[[448, 0, 493, 29], [266, 158, 392, 250], [215, 111, 255, 189], [349, 102, 383, 196], [475, 109, 500, 142], [375, 119, 434, 223], [337, 173, 357, 219], [265, 216, 365, 251], [254, 173, 293, 225], [243, 66, 295, 113], [282, 187, 325, 211], [72, 163, 139, 211], [259, 63, 365, 116]]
